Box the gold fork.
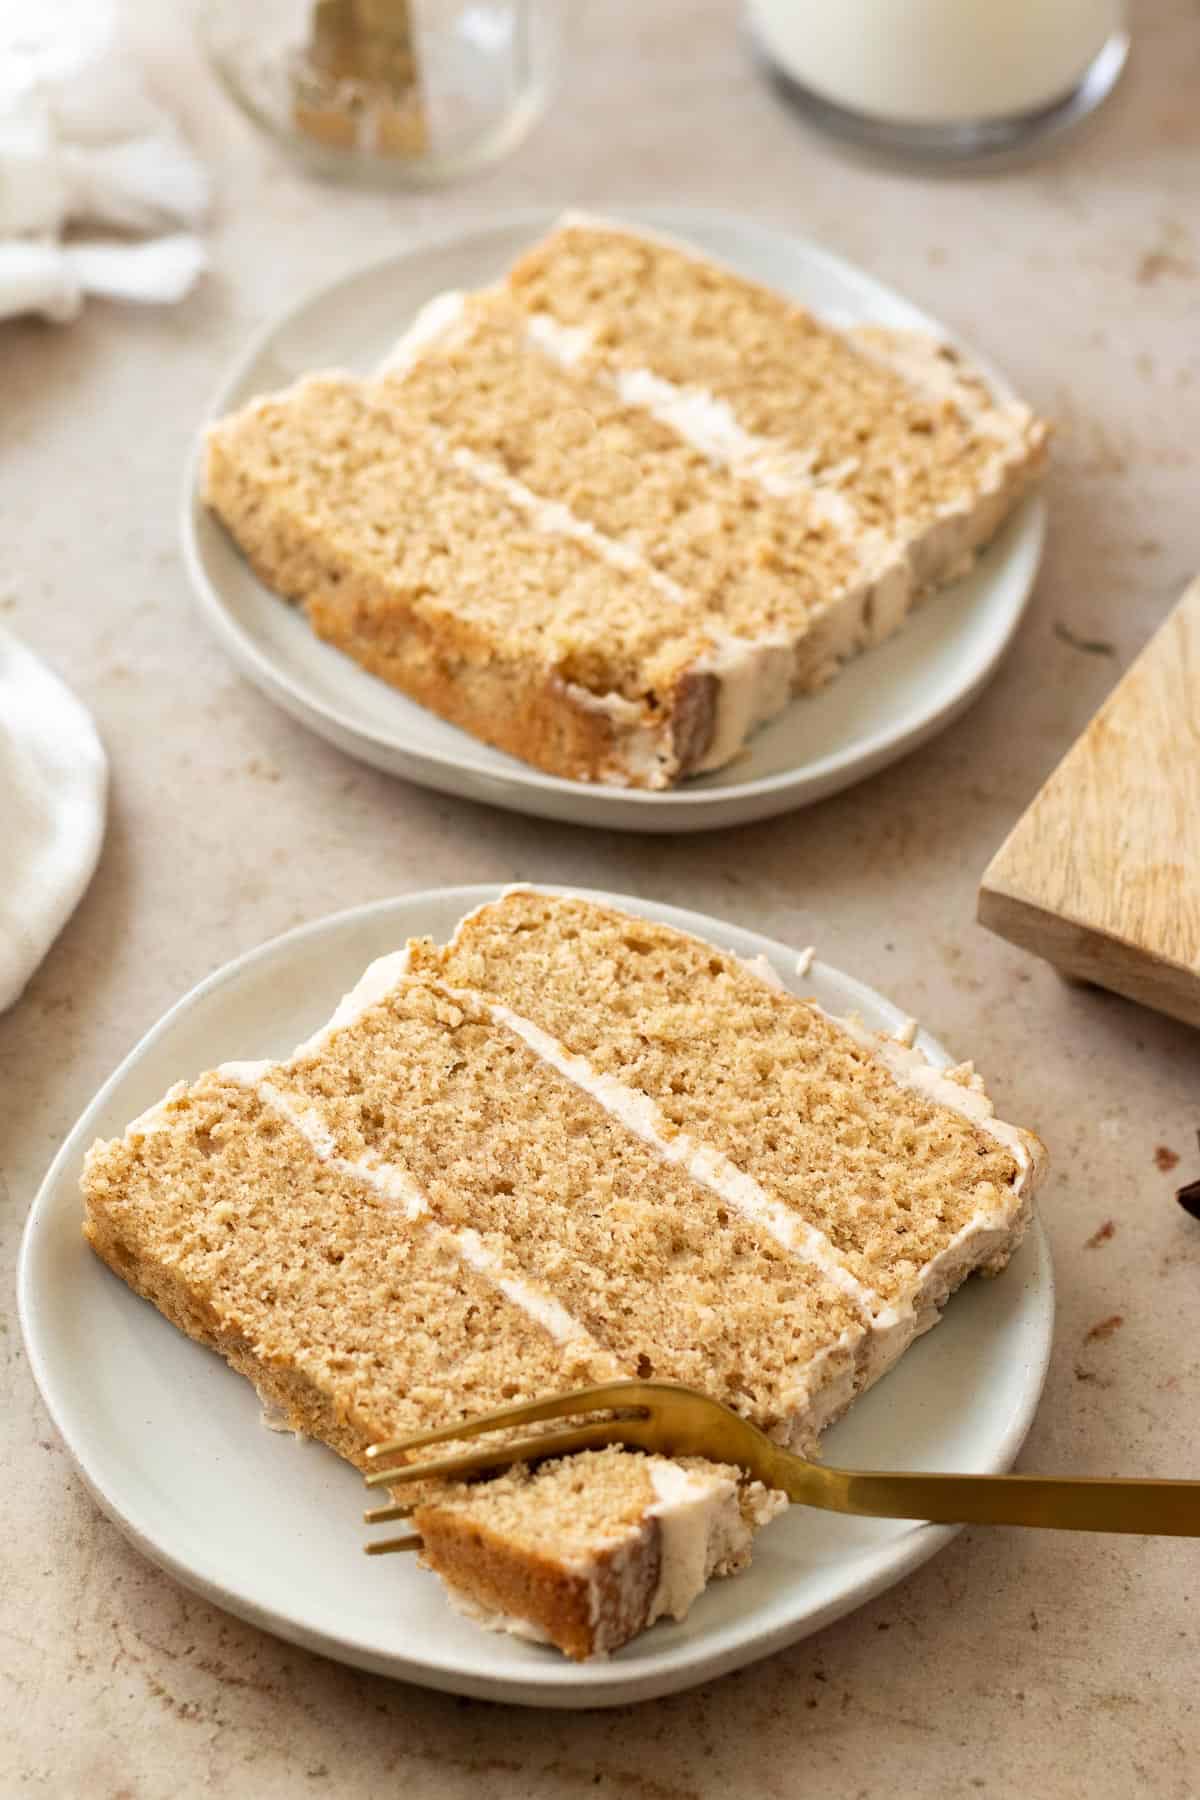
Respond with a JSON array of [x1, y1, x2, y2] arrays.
[[362, 1380, 1200, 1554]]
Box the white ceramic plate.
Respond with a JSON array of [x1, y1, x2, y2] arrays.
[[19, 887, 1052, 1706], [182, 209, 1046, 834]]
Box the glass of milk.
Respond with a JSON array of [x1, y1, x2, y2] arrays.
[[747, 0, 1129, 161]]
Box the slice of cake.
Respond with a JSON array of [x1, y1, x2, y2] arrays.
[[203, 215, 1047, 789], [81, 892, 1043, 1658]]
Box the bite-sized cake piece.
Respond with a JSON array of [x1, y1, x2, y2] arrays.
[[415, 1449, 784, 1661], [82, 891, 1044, 1658], [203, 215, 1047, 789]]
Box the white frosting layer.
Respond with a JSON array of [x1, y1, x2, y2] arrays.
[[300, 947, 412, 1053], [377, 288, 468, 376], [441, 1583, 556, 1646], [690, 632, 795, 773], [736, 950, 786, 990], [645, 1461, 744, 1625]]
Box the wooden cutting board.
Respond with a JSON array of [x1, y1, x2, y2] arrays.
[[978, 576, 1200, 1029]]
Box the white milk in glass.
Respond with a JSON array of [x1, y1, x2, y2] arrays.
[[748, 0, 1126, 124]]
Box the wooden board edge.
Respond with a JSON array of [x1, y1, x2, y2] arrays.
[[977, 883, 1200, 1031]]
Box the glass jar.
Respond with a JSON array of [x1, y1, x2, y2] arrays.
[[199, 0, 563, 186], [748, 0, 1129, 163]]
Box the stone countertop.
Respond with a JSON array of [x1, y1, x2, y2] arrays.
[[3, 2, 1199, 1793]]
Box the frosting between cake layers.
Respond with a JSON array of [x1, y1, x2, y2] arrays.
[[451, 1225, 603, 1352], [560, 683, 675, 788], [447, 441, 688, 605]]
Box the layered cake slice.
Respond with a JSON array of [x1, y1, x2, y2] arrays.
[[82, 892, 1043, 1658], [203, 215, 1047, 788]]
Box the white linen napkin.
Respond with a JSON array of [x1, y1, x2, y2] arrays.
[[0, 0, 210, 323], [0, 626, 107, 1012]]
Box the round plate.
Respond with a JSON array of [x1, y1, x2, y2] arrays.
[[18, 887, 1054, 1707], [182, 209, 1047, 834]]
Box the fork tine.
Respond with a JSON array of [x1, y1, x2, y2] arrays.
[[364, 1500, 417, 1523], [363, 1419, 639, 1489], [364, 1381, 660, 1463], [364, 1534, 423, 1556]]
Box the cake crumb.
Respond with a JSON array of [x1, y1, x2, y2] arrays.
[[1084, 1314, 1124, 1343], [1084, 1219, 1116, 1249], [1154, 1145, 1180, 1172]]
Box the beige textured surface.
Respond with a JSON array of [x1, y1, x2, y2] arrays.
[[3, 0, 1200, 1793]]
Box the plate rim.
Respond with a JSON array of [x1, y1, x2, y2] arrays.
[[17, 884, 1055, 1706], [180, 206, 1047, 822]]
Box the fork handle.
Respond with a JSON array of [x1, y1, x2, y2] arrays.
[[790, 1466, 1200, 1535]]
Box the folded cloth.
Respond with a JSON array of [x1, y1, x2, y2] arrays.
[[0, 626, 107, 1012], [0, 0, 209, 323]]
